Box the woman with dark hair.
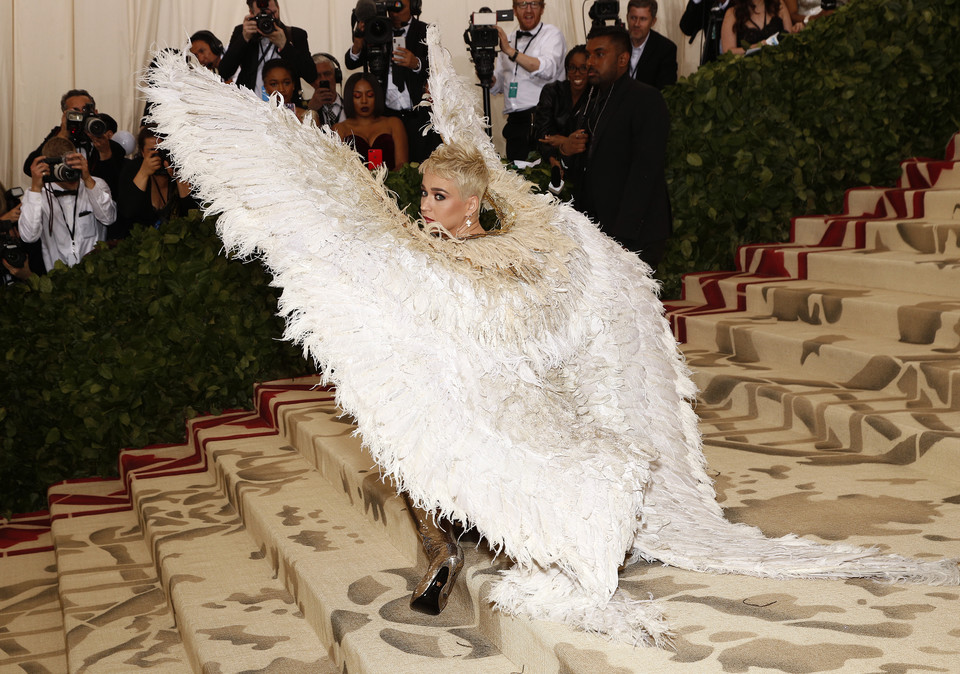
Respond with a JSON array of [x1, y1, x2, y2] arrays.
[[262, 58, 318, 124], [534, 45, 593, 176], [114, 125, 197, 238], [333, 73, 408, 170], [721, 0, 799, 55]]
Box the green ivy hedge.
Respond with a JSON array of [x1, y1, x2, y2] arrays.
[[1, 215, 308, 517], [657, 0, 960, 298]]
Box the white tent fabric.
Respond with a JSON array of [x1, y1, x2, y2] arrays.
[[0, 0, 699, 191]]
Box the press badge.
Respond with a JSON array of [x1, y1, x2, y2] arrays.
[[508, 82, 519, 99]]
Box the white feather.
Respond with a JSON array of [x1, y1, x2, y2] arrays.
[[143, 30, 959, 646]]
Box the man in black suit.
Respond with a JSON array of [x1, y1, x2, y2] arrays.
[[626, 0, 678, 90], [219, 0, 314, 95], [346, 0, 436, 162], [568, 26, 672, 269]]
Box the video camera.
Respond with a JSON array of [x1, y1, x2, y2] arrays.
[[464, 8, 513, 88], [42, 157, 81, 184], [588, 0, 622, 29], [65, 103, 106, 151], [352, 0, 404, 92]]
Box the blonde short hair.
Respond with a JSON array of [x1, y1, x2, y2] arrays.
[[419, 143, 490, 203]]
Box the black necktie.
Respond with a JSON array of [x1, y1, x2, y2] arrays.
[[53, 189, 78, 197], [517, 31, 533, 38]]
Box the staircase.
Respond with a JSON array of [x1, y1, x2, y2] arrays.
[[666, 132, 960, 480], [3, 137, 960, 673]]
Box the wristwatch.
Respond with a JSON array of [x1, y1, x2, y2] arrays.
[[508, 49, 519, 62]]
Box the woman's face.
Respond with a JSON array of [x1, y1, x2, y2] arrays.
[[566, 52, 589, 95], [420, 171, 478, 237], [351, 79, 376, 118], [264, 67, 295, 103]]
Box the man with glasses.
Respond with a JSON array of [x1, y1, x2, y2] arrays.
[[491, 1, 566, 161]]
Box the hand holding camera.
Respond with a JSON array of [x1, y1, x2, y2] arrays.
[[243, 0, 285, 48]]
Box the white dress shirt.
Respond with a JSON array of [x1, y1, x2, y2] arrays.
[[491, 22, 566, 114], [18, 178, 116, 269]]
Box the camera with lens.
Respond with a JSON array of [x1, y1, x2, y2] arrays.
[[154, 145, 173, 166], [254, 0, 276, 34], [3, 186, 23, 210], [65, 102, 106, 150], [464, 8, 513, 88], [820, 0, 837, 9], [589, 0, 622, 29], [42, 157, 81, 184], [0, 220, 27, 272]]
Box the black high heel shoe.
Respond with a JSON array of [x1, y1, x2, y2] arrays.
[[405, 495, 464, 615]]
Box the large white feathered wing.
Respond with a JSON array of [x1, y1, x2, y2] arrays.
[[145, 31, 958, 649]]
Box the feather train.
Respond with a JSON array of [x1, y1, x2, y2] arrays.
[[143, 27, 958, 646]]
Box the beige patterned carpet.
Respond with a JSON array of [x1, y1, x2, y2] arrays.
[[2, 134, 959, 673]]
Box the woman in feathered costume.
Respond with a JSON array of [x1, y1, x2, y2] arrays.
[[143, 27, 958, 646]]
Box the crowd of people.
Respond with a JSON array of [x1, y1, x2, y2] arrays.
[[1, 0, 847, 286]]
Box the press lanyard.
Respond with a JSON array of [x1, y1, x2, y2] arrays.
[[52, 188, 80, 241], [513, 23, 543, 76]]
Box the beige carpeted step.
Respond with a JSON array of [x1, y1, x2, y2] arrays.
[[50, 493, 190, 672], [0, 525, 66, 673]]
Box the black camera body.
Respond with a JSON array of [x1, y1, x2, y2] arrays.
[[589, 0, 622, 29], [42, 157, 81, 184], [65, 103, 106, 150], [3, 186, 23, 210], [253, 0, 277, 33], [820, 0, 838, 9], [0, 230, 27, 270], [464, 8, 513, 88]]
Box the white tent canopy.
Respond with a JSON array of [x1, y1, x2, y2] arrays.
[[0, 0, 698, 190]]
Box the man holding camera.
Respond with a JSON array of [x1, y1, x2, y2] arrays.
[[626, 0, 677, 90], [345, 0, 432, 161], [307, 53, 346, 127], [19, 137, 116, 270], [219, 0, 314, 96], [1, 187, 34, 284], [22, 90, 125, 194], [490, 1, 566, 162]]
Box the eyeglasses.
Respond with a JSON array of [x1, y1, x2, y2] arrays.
[[566, 64, 588, 73], [513, 2, 543, 8]]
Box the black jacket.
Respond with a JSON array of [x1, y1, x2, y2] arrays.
[[578, 75, 672, 248], [219, 23, 314, 91], [344, 18, 429, 109], [631, 31, 678, 90]]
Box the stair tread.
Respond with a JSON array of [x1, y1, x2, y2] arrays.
[[136, 422, 518, 673], [50, 508, 191, 673]]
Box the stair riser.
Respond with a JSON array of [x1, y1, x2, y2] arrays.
[[806, 252, 960, 299], [741, 284, 960, 350], [844, 188, 960, 219], [692, 371, 960, 465], [683, 320, 960, 407], [899, 161, 960, 190]]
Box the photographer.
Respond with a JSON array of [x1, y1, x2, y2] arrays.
[[307, 53, 346, 127], [190, 30, 226, 77], [114, 125, 198, 239], [345, 0, 433, 162], [22, 89, 125, 193], [489, 1, 566, 161], [219, 0, 314, 96], [1, 184, 35, 284], [19, 137, 116, 270]]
